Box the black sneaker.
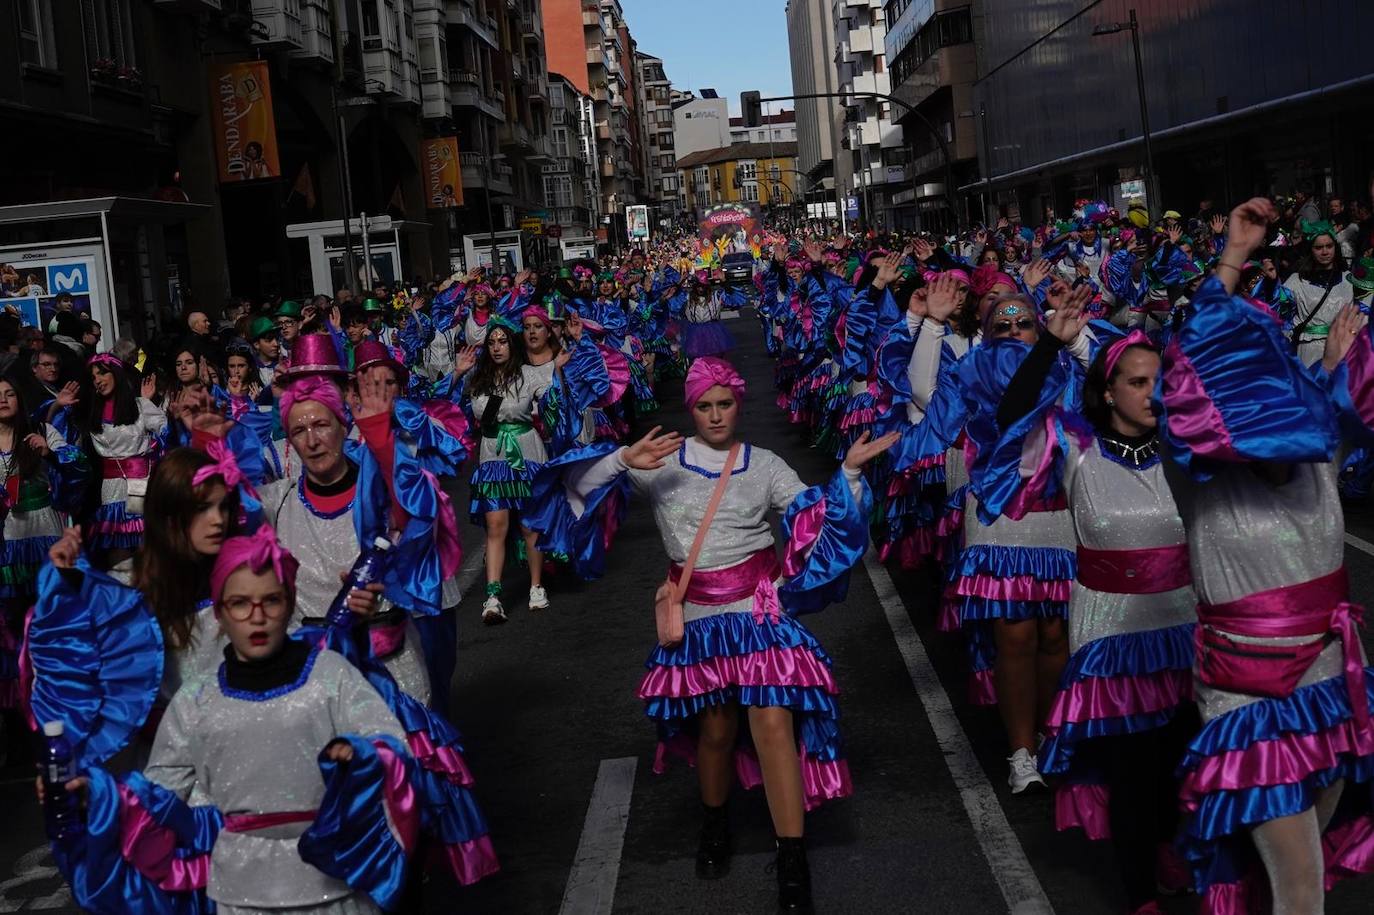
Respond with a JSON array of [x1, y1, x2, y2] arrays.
[[771, 836, 813, 913], [695, 804, 732, 879]]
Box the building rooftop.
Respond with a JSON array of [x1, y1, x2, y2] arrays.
[[674, 141, 800, 168], [728, 111, 796, 127]]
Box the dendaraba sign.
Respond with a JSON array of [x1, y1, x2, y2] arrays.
[[208, 61, 281, 184], [420, 137, 463, 208]]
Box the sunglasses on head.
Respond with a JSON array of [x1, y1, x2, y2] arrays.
[[993, 317, 1037, 334]]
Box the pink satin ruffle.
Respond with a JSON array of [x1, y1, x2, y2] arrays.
[[406, 731, 475, 786], [440, 834, 501, 886], [733, 745, 854, 812], [369, 620, 408, 659], [955, 573, 1071, 602], [1322, 812, 1374, 891], [375, 741, 420, 853], [1054, 782, 1110, 840], [116, 783, 211, 892], [1159, 347, 1240, 464], [1043, 670, 1193, 730], [637, 646, 838, 700], [781, 499, 826, 578], [968, 668, 997, 706], [1181, 717, 1372, 805]]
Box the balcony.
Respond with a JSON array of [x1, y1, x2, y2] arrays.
[[600, 157, 615, 178], [446, 1, 499, 48], [529, 133, 554, 164], [501, 121, 534, 152], [511, 58, 522, 81], [522, 5, 543, 40], [585, 45, 603, 66], [595, 121, 611, 140], [450, 71, 505, 120], [589, 83, 609, 103], [460, 152, 513, 195], [153, 0, 221, 11], [849, 27, 873, 54], [290, 0, 334, 65], [250, 0, 303, 49], [421, 76, 450, 120]]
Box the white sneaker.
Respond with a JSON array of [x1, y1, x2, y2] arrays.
[[528, 585, 549, 611], [1007, 748, 1047, 794], [481, 595, 507, 625]]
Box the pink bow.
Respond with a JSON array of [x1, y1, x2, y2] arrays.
[[279, 376, 346, 429], [1102, 330, 1154, 379], [193, 440, 260, 504], [683, 356, 747, 408], [210, 524, 301, 605]]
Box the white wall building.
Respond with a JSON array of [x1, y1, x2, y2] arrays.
[[672, 92, 731, 160], [833, 0, 905, 225], [730, 110, 798, 146]]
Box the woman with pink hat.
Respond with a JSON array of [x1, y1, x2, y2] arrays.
[[528, 356, 897, 912]]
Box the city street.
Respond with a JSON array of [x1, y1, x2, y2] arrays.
[[2, 309, 1370, 914]]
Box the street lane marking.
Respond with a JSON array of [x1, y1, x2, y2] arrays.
[[863, 551, 1056, 915], [559, 757, 637, 915], [1345, 532, 1374, 558]]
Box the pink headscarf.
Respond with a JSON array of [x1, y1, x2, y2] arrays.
[[279, 376, 347, 430], [191, 439, 260, 504], [684, 356, 746, 408], [209, 524, 300, 605], [1102, 330, 1154, 379], [970, 263, 1017, 298]]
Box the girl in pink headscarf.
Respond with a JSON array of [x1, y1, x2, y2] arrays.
[[529, 356, 898, 912]]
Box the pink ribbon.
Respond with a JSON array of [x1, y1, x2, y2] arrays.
[[1102, 330, 1154, 379], [192, 439, 260, 504], [669, 549, 783, 625], [1198, 567, 1371, 745], [1076, 543, 1191, 594], [368, 617, 408, 659], [683, 355, 747, 408], [222, 810, 318, 833], [209, 524, 301, 605], [279, 376, 346, 429]]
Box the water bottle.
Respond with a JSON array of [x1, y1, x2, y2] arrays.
[[42, 721, 83, 841], [325, 537, 393, 628]]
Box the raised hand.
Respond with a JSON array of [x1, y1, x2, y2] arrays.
[[140, 373, 158, 401], [802, 240, 825, 264], [1323, 303, 1368, 372], [1209, 213, 1226, 236], [353, 366, 395, 421], [843, 430, 901, 470], [872, 254, 902, 289], [25, 432, 49, 456], [925, 273, 963, 323], [1167, 225, 1183, 246], [907, 286, 929, 319], [913, 238, 934, 263], [622, 425, 684, 470], [54, 381, 79, 409], [453, 345, 479, 376], [1022, 258, 1051, 290], [1045, 284, 1092, 342], [1044, 278, 1072, 313], [1225, 197, 1277, 257]]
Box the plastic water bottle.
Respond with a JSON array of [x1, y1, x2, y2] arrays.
[[42, 721, 83, 841], [325, 537, 393, 628]]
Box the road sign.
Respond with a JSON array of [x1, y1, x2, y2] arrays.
[[519, 217, 543, 234], [545, 224, 562, 239]]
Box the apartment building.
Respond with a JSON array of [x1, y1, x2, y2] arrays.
[[544, 71, 596, 244], [676, 142, 800, 216], [635, 52, 679, 223], [673, 91, 731, 160], [833, 0, 905, 227], [785, 0, 844, 198], [730, 110, 798, 145]]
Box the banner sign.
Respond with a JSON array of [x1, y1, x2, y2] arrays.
[[208, 61, 281, 183], [697, 202, 760, 254], [420, 137, 463, 208], [626, 204, 650, 241]]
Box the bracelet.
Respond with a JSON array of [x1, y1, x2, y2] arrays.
[[1215, 262, 1241, 274]]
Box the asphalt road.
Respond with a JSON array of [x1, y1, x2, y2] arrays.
[[2, 308, 1373, 913]]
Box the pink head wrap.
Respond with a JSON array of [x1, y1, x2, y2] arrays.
[[1102, 330, 1155, 379], [684, 356, 746, 408], [279, 376, 347, 431], [192, 439, 260, 503], [785, 256, 810, 272], [88, 353, 123, 371], [209, 524, 300, 605], [970, 263, 1017, 298], [922, 268, 971, 287]]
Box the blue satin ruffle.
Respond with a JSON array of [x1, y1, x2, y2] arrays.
[[1040, 708, 1188, 778], [299, 734, 411, 911], [950, 543, 1076, 580], [645, 607, 835, 669], [778, 467, 872, 616], [1060, 622, 1196, 683], [51, 767, 219, 915], [525, 442, 626, 580], [27, 561, 165, 768], [1157, 276, 1339, 480], [391, 399, 468, 478]]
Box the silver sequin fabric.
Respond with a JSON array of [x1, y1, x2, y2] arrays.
[[147, 649, 404, 909], [468, 365, 552, 465]]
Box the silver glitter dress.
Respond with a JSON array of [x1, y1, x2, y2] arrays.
[[147, 648, 404, 913]]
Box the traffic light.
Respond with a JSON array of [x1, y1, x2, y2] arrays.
[[742, 91, 762, 128]]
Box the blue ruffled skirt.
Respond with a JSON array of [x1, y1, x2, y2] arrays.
[[682, 320, 735, 359], [468, 459, 543, 521]]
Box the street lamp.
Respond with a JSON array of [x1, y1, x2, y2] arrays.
[[1092, 9, 1157, 218]]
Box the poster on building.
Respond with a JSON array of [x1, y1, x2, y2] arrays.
[[626, 205, 650, 241], [208, 61, 281, 183], [0, 240, 110, 344], [420, 137, 463, 208], [697, 202, 760, 255]]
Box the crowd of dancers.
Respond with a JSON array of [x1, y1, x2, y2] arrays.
[[4, 189, 1374, 914]]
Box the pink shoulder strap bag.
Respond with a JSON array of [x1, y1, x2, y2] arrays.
[[654, 442, 740, 648]]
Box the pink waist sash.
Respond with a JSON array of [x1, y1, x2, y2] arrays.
[[223, 809, 318, 833], [669, 549, 784, 625], [1076, 544, 1192, 595], [369, 615, 408, 659], [101, 456, 151, 480], [1198, 567, 1369, 734]]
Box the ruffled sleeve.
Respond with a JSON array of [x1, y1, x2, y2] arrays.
[[390, 398, 469, 477], [1156, 276, 1339, 481], [1320, 323, 1374, 447], [50, 767, 220, 915], [396, 312, 434, 368], [776, 465, 873, 616], [958, 340, 1085, 523], [524, 442, 630, 580], [26, 561, 165, 767], [430, 284, 464, 333]]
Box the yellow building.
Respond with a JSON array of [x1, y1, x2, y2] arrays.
[[674, 142, 801, 215]]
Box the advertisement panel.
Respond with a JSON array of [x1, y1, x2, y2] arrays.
[[626, 205, 650, 241], [697, 203, 760, 254], [208, 61, 281, 183], [0, 240, 111, 345], [420, 137, 463, 208]]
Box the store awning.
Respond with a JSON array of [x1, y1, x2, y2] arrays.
[[0, 196, 212, 227]]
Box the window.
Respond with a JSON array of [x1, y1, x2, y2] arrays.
[[18, 0, 56, 68], [552, 127, 570, 158], [362, 0, 381, 37], [662, 175, 678, 192], [742, 183, 758, 202], [659, 154, 674, 168], [874, 55, 884, 73], [769, 164, 780, 181], [419, 36, 443, 80], [544, 175, 574, 208], [658, 131, 673, 149], [738, 162, 756, 179], [80, 0, 137, 68]]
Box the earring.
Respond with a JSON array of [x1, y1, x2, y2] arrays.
[[1105, 397, 1115, 405]]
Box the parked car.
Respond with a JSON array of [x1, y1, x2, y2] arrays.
[[721, 251, 755, 285]]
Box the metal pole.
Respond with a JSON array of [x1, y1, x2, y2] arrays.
[[484, 151, 499, 271], [1128, 9, 1158, 219], [359, 211, 372, 289], [857, 121, 873, 228], [980, 102, 993, 226], [333, 86, 357, 295]]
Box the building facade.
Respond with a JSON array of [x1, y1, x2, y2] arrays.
[[972, 1, 1374, 224], [832, 0, 905, 228], [675, 142, 801, 218], [544, 72, 595, 246], [883, 0, 979, 231], [635, 51, 679, 224], [672, 92, 731, 161], [785, 0, 844, 198], [730, 110, 798, 146]]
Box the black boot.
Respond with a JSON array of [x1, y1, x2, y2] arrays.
[[695, 803, 732, 879], [773, 836, 813, 912]]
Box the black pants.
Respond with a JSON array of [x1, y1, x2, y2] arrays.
[[1093, 706, 1200, 907]]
